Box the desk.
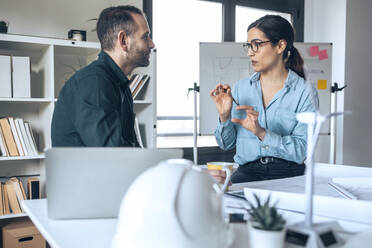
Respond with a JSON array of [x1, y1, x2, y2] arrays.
[[21, 200, 117, 248], [22, 163, 372, 248], [22, 199, 372, 248]]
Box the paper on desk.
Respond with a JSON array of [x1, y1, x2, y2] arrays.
[[233, 176, 342, 198], [223, 194, 249, 215], [332, 177, 372, 201]]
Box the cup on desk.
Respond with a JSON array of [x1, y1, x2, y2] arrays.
[[207, 162, 234, 192]]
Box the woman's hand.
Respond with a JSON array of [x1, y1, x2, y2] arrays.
[[206, 169, 232, 186], [210, 84, 233, 122], [231, 105, 266, 140]]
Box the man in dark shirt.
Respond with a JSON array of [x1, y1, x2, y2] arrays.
[[51, 5, 155, 147]]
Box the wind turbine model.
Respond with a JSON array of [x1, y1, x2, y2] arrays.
[[286, 87, 350, 248]]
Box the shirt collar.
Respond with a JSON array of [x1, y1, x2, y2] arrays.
[[98, 50, 129, 87], [249, 69, 297, 88]]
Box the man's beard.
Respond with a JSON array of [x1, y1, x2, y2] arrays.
[[129, 49, 150, 67]]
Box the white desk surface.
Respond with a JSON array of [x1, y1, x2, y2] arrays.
[[22, 163, 372, 248], [21, 200, 117, 248], [22, 198, 372, 248]]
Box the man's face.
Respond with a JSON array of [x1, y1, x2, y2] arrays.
[[126, 14, 155, 67]]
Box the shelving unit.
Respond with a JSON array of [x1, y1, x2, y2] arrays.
[[0, 33, 157, 219]]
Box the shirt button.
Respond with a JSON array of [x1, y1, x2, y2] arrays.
[[265, 145, 269, 149]]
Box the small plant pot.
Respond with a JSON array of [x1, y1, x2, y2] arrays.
[[248, 223, 286, 248]]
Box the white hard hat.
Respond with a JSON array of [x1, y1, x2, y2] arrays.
[[112, 159, 233, 248]]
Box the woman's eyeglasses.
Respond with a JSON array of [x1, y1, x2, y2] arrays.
[[243, 40, 270, 53]]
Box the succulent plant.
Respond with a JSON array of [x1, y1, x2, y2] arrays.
[[246, 193, 286, 231]]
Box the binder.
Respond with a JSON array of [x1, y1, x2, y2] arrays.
[[0, 55, 12, 97]]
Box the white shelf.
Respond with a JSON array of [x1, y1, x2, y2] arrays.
[[133, 100, 152, 104], [0, 212, 28, 220], [0, 98, 53, 103], [0, 33, 100, 49], [0, 154, 45, 161]]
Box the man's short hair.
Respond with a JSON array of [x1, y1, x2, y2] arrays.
[[96, 5, 143, 51]]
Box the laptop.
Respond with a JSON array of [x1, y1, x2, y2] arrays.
[[46, 147, 183, 219]]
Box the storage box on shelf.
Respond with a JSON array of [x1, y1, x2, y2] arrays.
[[0, 33, 156, 219]]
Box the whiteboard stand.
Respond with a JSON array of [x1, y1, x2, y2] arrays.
[[188, 82, 200, 165], [329, 83, 347, 164]]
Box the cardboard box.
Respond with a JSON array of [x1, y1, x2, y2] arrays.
[[0, 55, 12, 97], [2, 219, 45, 248], [12, 56, 31, 98]]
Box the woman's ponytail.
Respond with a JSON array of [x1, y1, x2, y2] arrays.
[[285, 46, 305, 79]]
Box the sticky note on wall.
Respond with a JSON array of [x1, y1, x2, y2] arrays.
[[309, 46, 319, 56], [317, 80, 327, 90], [318, 50, 329, 60]]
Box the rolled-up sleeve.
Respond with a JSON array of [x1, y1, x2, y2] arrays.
[[215, 119, 236, 150]]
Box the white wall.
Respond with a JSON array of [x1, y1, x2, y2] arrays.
[[343, 0, 372, 166], [304, 0, 347, 164], [0, 0, 141, 42]]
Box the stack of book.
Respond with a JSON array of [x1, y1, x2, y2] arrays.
[[0, 177, 40, 215], [0, 117, 38, 157], [128, 74, 150, 99]]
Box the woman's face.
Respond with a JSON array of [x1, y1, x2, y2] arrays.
[[246, 27, 283, 73]]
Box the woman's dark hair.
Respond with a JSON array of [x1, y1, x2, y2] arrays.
[[248, 15, 305, 79], [96, 5, 143, 51]]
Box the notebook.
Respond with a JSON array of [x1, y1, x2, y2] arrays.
[[46, 147, 183, 219]]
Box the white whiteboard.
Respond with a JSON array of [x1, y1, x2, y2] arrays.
[[199, 42, 332, 135]]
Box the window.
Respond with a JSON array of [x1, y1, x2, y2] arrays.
[[152, 0, 222, 147], [235, 6, 292, 42]]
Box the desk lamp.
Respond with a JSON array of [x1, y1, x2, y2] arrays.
[[286, 109, 349, 248]]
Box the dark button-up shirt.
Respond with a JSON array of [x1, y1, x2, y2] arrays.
[[51, 51, 139, 147]]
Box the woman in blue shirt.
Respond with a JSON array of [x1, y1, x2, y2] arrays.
[[209, 15, 316, 183]]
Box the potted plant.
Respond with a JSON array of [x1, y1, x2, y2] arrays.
[[246, 193, 286, 248]]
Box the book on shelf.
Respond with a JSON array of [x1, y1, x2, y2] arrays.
[[132, 75, 150, 99], [27, 177, 40, 200], [14, 118, 28, 156], [128, 74, 150, 98], [129, 74, 140, 91], [134, 117, 144, 148], [3, 183, 10, 215], [0, 183, 3, 216], [0, 117, 38, 157], [0, 127, 8, 156], [15, 118, 33, 156], [4, 179, 22, 214], [0, 177, 40, 216], [0, 118, 19, 156], [8, 117, 25, 156], [24, 121, 38, 155], [4, 177, 27, 214]]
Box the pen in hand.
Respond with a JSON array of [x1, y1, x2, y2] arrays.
[[221, 88, 239, 106], [231, 96, 239, 106]]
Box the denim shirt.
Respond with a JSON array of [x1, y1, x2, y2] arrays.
[[214, 69, 317, 165]]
